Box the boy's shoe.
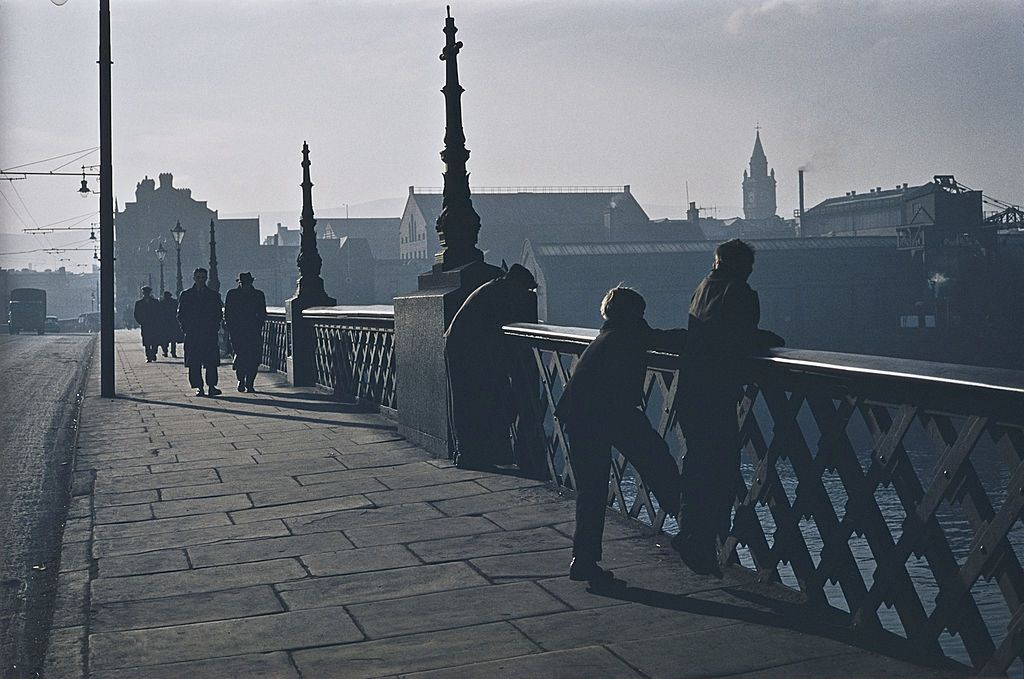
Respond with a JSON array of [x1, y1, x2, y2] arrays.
[[207, 386, 223, 397], [671, 534, 722, 578], [194, 388, 205, 397], [237, 381, 246, 392], [568, 557, 615, 583]]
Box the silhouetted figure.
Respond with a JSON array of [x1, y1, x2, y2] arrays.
[[444, 263, 538, 470], [674, 239, 784, 576], [177, 267, 223, 397], [224, 272, 267, 393], [133, 286, 160, 362], [555, 286, 686, 583], [158, 291, 181, 358]]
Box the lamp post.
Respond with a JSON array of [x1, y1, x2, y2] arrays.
[[172, 221, 186, 295], [155, 242, 167, 294], [52, 0, 114, 396]]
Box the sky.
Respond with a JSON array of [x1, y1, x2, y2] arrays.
[[1, 0, 1021, 270]]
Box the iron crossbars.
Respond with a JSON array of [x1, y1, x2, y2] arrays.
[[304, 306, 397, 410], [261, 307, 289, 374], [503, 322, 1024, 674]]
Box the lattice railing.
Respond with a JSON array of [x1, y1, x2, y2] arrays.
[[503, 322, 1024, 674], [305, 306, 396, 410], [261, 307, 289, 374]]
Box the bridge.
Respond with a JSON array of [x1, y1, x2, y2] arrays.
[[40, 304, 1023, 677]]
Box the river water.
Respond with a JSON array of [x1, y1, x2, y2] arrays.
[[611, 399, 1023, 672]]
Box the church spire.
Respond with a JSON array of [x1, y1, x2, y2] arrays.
[[742, 126, 777, 220]]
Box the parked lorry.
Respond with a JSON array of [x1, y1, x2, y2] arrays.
[[8, 288, 47, 334]]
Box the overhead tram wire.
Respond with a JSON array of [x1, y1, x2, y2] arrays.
[[1, 147, 99, 172]]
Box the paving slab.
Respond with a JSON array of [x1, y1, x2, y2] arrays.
[[90, 558, 307, 604], [278, 561, 488, 609], [97, 548, 190, 578], [348, 581, 569, 639], [402, 646, 644, 678], [93, 518, 290, 558], [293, 622, 537, 679], [90, 651, 300, 679], [344, 515, 502, 548], [89, 607, 363, 671], [92, 585, 284, 632], [285, 501, 446, 535], [408, 526, 572, 563], [301, 543, 422, 576], [187, 531, 355, 567]]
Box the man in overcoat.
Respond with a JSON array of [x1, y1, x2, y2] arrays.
[[674, 239, 784, 575], [224, 272, 267, 393], [158, 290, 181, 358], [133, 286, 161, 362], [444, 263, 538, 471], [177, 267, 223, 396]]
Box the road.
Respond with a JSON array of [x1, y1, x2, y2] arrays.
[[0, 334, 94, 678]]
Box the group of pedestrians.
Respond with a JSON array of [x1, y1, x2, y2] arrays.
[[134, 268, 267, 397], [444, 238, 785, 583], [133, 287, 181, 361]]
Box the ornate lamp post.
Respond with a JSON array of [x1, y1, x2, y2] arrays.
[[171, 221, 186, 295], [154, 242, 167, 294], [434, 6, 484, 270], [293, 142, 336, 306], [207, 219, 220, 293]]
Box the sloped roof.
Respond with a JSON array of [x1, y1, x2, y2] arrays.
[[529, 236, 896, 258], [407, 190, 643, 227]]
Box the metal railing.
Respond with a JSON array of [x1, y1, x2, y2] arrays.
[[304, 305, 396, 410], [261, 306, 289, 374], [503, 322, 1024, 674]]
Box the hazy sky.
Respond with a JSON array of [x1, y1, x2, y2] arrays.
[[2, 0, 1021, 269]]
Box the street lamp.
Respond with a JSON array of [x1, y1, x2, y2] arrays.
[[155, 241, 167, 294], [52, 0, 114, 397], [171, 221, 186, 296]]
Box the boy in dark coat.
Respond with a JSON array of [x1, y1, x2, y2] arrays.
[[177, 267, 224, 397], [674, 239, 784, 575], [555, 286, 686, 582]]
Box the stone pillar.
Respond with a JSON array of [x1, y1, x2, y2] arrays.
[[287, 141, 336, 387]]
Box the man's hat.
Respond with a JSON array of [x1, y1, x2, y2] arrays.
[[504, 263, 538, 290], [141, 285, 152, 293], [237, 272, 254, 283]]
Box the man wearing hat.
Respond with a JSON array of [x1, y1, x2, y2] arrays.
[[133, 285, 161, 362], [224, 272, 267, 393], [444, 263, 539, 470]]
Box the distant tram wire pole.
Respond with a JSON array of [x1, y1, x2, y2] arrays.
[[51, 0, 115, 397]]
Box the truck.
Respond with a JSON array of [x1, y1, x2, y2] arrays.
[[8, 288, 47, 334]]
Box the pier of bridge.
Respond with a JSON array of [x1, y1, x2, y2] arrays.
[[39, 330, 976, 678]]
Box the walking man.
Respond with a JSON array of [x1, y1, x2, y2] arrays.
[[158, 290, 181, 358], [674, 239, 783, 575], [224, 272, 267, 393], [133, 286, 161, 362], [177, 267, 223, 397]]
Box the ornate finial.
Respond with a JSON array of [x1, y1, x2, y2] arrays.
[[207, 218, 220, 293], [293, 141, 335, 305], [434, 8, 483, 270]]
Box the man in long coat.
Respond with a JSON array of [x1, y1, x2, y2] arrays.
[[158, 290, 181, 358], [674, 239, 784, 575], [133, 286, 161, 362], [444, 263, 538, 471], [177, 267, 223, 397], [224, 272, 267, 393]]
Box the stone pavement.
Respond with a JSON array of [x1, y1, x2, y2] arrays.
[[42, 330, 962, 678]]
